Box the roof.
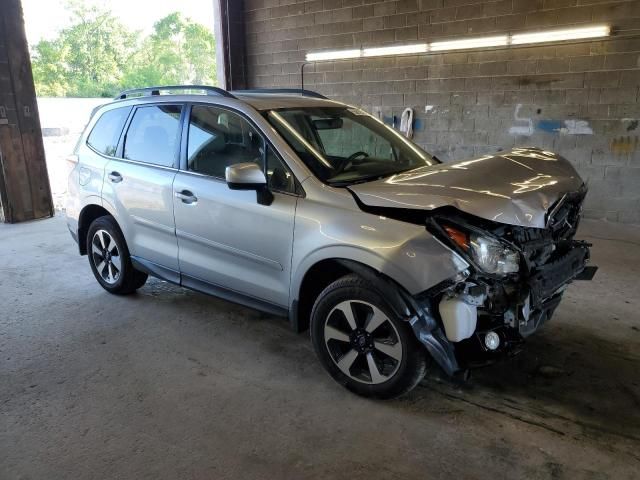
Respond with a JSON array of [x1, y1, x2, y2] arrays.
[[231, 92, 345, 111], [107, 86, 347, 111]]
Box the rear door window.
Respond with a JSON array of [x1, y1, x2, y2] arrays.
[[123, 105, 183, 167], [86, 107, 131, 156]]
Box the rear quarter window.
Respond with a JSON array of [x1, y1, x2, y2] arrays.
[[86, 107, 131, 157]]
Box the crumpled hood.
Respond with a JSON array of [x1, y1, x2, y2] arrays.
[[348, 148, 585, 228]]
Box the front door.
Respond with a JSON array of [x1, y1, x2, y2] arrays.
[[173, 104, 298, 308]]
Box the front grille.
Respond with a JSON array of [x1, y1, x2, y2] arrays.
[[506, 188, 586, 269], [509, 227, 555, 267], [545, 189, 586, 241]]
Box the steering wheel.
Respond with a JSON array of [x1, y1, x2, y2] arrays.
[[335, 151, 369, 174]]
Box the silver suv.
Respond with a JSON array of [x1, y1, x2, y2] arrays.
[[67, 85, 596, 398]]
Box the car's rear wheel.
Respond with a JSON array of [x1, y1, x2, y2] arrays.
[[310, 274, 427, 399], [87, 216, 147, 294]]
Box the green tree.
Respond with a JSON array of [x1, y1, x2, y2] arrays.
[[121, 12, 217, 88], [31, 39, 69, 96], [32, 1, 138, 96], [31, 1, 216, 97]]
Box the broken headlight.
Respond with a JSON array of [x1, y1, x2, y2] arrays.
[[469, 234, 519, 275], [443, 225, 520, 276]]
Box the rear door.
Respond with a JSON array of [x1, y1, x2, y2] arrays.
[[69, 105, 131, 226], [102, 103, 184, 278], [172, 104, 298, 308]]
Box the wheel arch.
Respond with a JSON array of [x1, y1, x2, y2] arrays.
[[77, 204, 115, 255], [289, 254, 413, 333]]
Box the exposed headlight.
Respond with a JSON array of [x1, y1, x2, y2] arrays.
[[469, 233, 519, 274], [443, 225, 520, 275]]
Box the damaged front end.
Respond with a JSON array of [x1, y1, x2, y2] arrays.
[[346, 149, 599, 375], [411, 188, 597, 373]]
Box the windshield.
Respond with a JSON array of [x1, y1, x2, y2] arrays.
[[266, 107, 439, 185]]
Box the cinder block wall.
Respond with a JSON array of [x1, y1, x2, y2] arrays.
[[243, 0, 640, 223]]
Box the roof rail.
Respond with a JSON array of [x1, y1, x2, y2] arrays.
[[114, 85, 236, 100], [234, 88, 328, 99]]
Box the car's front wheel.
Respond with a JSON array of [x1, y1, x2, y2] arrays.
[[310, 274, 428, 399], [87, 216, 147, 295]]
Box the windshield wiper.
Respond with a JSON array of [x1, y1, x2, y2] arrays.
[[328, 165, 425, 187], [328, 173, 395, 187]]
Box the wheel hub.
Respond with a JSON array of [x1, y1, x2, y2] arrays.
[[350, 328, 374, 354]]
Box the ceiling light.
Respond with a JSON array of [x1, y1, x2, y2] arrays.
[[430, 35, 508, 51], [305, 49, 361, 61], [511, 25, 610, 45], [305, 25, 612, 61], [363, 44, 428, 57]]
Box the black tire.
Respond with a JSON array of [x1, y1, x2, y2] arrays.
[[86, 215, 147, 295], [310, 274, 427, 399]]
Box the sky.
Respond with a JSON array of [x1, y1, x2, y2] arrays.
[[22, 0, 215, 45]]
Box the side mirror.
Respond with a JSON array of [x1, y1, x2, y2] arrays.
[[225, 162, 273, 205]]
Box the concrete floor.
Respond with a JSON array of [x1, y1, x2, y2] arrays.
[[1, 215, 639, 479]]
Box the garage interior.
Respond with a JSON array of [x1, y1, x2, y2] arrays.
[[1, 0, 640, 478]]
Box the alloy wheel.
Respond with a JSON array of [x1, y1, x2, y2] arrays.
[[91, 229, 121, 285], [324, 300, 403, 384]]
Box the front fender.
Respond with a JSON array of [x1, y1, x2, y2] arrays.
[[290, 234, 468, 308], [290, 245, 403, 306], [290, 189, 470, 306]]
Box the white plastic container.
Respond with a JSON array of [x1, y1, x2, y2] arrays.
[[439, 296, 478, 342]]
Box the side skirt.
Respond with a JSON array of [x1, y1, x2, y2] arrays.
[[181, 274, 288, 318], [130, 256, 288, 318], [131, 256, 181, 284]]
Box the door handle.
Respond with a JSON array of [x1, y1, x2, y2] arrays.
[[175, 190, 198, 204], [108, 171, 122, 183]]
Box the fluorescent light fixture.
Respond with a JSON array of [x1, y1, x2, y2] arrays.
[[363, 43, 428, 57], [511, 25, 610, 45], [305, 49, 361, 61], [305, 25, 611, 61], [430, 35, 509, 51]]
